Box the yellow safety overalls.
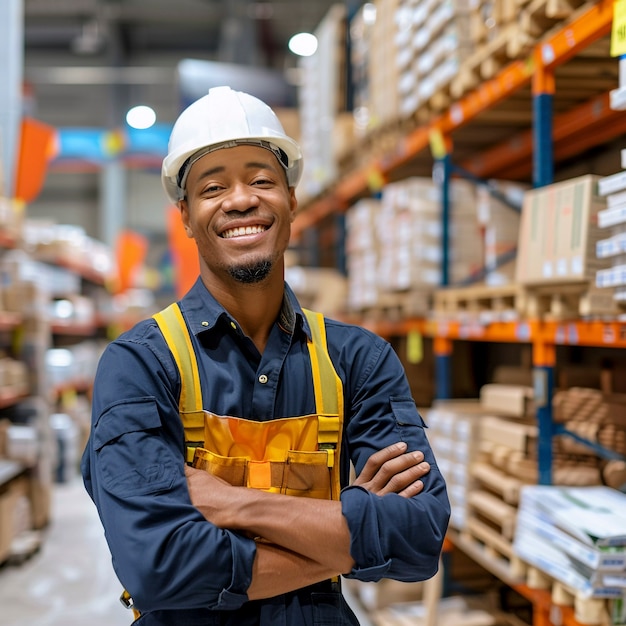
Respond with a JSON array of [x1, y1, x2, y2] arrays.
[[121, 304, 344, 618], [152, 303, 345, 500]]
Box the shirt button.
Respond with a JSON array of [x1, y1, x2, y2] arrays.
[[201, 321, 209, 327], [230, 321, 237, 330], [258, 374, 268, 384]]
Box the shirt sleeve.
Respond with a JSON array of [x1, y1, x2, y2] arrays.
[[337, 331, 451, 582], [80, 324, 256, 612]]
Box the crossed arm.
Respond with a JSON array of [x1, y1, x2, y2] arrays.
[[185, 442, 430, 599]]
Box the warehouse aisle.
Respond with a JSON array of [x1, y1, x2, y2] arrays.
[[0, 478, 128, 626], [0, 478, 374, 626]]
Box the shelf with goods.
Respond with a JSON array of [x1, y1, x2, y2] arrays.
[[0, 213, 150, 564], [293, 3, 626, 625], [292, 0, 619, 238], [294, 3, 626, 470]]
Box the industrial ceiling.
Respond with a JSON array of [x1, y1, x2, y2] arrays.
[[23, 0, 345, 129]]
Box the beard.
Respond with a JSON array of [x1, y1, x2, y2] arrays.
[[228, 259, 273, 284]]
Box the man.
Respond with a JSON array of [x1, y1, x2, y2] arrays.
[[81, 86, 450, 625]]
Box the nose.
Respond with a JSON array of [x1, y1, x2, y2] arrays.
[[221, 183, 260, 213]]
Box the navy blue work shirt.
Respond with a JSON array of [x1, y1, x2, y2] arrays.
[[81, 278, 450, 625]]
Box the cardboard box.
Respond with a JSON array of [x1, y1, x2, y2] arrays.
[[479, 383, 533, 418], [516, 175, 609, 285], [479, 415, 537, 454], [0, 475, 29, 563]]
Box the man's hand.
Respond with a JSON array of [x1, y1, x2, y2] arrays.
[[352, 442, 430, 498]]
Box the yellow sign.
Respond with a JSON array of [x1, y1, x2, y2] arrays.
[[429, 128, 448, 160], [407, 330, 423, 364], [366, 167, 385, 192], [611, 0, 626, 57]]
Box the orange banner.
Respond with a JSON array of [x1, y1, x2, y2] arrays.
[[14, 117, 58, 202], [115, 230, 148, 294], [166, 206, 199, 298]]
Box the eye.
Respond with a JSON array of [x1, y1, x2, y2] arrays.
[[251, 177, 274, 187], [201, 184, 224, 195]]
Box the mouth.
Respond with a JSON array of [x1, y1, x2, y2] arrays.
[[220, 224, 268, 239]]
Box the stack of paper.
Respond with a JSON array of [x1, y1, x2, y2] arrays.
[[513, 486, 626, 599]]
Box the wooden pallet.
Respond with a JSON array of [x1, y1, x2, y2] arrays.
[[453, 523, 527, 585], [434, 281, 620, 322], [521, 565, 614, 626], [467, 490, 518, 540], [510, 0, 601, 56], [471, 461, 523, 505], [357, 289, 434, 322], [468, 1, 518, 48], [434, 283, 523, 322], [518, 282, 619, 320]]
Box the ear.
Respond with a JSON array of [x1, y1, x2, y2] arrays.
[[178, 200, 194, 238], [288, 187, 298, 223]]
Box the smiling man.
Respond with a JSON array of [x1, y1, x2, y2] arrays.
[[81, 86, 450, 625]]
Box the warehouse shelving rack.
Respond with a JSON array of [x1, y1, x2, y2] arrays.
[[292, 6, 625, 622], [292, 0, 624, 483], [292, 1, 620, 237]]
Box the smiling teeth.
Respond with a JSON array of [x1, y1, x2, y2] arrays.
[[222, 225, 266, 239]]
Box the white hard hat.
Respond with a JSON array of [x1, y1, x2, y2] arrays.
[[162, 85, 303, 202]]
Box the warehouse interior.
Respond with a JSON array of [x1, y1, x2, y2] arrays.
[[2, 1, 626, 625]]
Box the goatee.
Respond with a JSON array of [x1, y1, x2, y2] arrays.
[[228, 259, 273, 284]]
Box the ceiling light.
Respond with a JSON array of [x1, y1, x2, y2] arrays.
[[363, 3, 377, 25], [288, 32, 318, 57], [126, 105, 157, 130]]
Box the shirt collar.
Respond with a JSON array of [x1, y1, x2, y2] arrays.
[[180, 277, 311, 340]]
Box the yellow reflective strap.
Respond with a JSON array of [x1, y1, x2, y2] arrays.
[[303, 309, 339, 416], [153, 304, 203, 414], [318, 414, 340, 447], [303, 309, 343, 489]]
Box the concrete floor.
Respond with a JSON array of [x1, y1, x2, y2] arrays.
[[0, 478, 374, 626], [0, 478, 129, 626]]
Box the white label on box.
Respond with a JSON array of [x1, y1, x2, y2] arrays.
[[571, 255, 583, 276], [543, 261, 553, 278], [557, 258, 568, 276]]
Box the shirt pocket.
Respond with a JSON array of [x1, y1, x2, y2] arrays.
[[390, 398, 428, 446], [391, 397, 426, 426], [94, 397, 177, 498]]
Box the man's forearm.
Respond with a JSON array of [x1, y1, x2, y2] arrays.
[[248, 542, 339, 600], [228, 488, 355, 575], [185, 466, 354, 574]]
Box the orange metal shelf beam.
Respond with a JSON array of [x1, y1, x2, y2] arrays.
[[437, 0, 613, 133], [359, 318, 626, 351], [545, 320, 626, 348], [463, 90, 621, 179], [514, 584, 590, 626]]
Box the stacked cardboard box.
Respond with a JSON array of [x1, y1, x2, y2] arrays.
[[362, 0, 474, 126], [345, 198, 382, 312], [411, 0, 473, 113], [348, 3, 375, 142], [476, 181, 526, 286], [596, 150, 626, 309], [0, 472, 31, 564], [424, 400, 484, 530], [297, 4, 348, 202], [346, 177, 532, 315], [377, 177, 483, 291], [516, 175, 617, 318], [513, 486, 626, 600]]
